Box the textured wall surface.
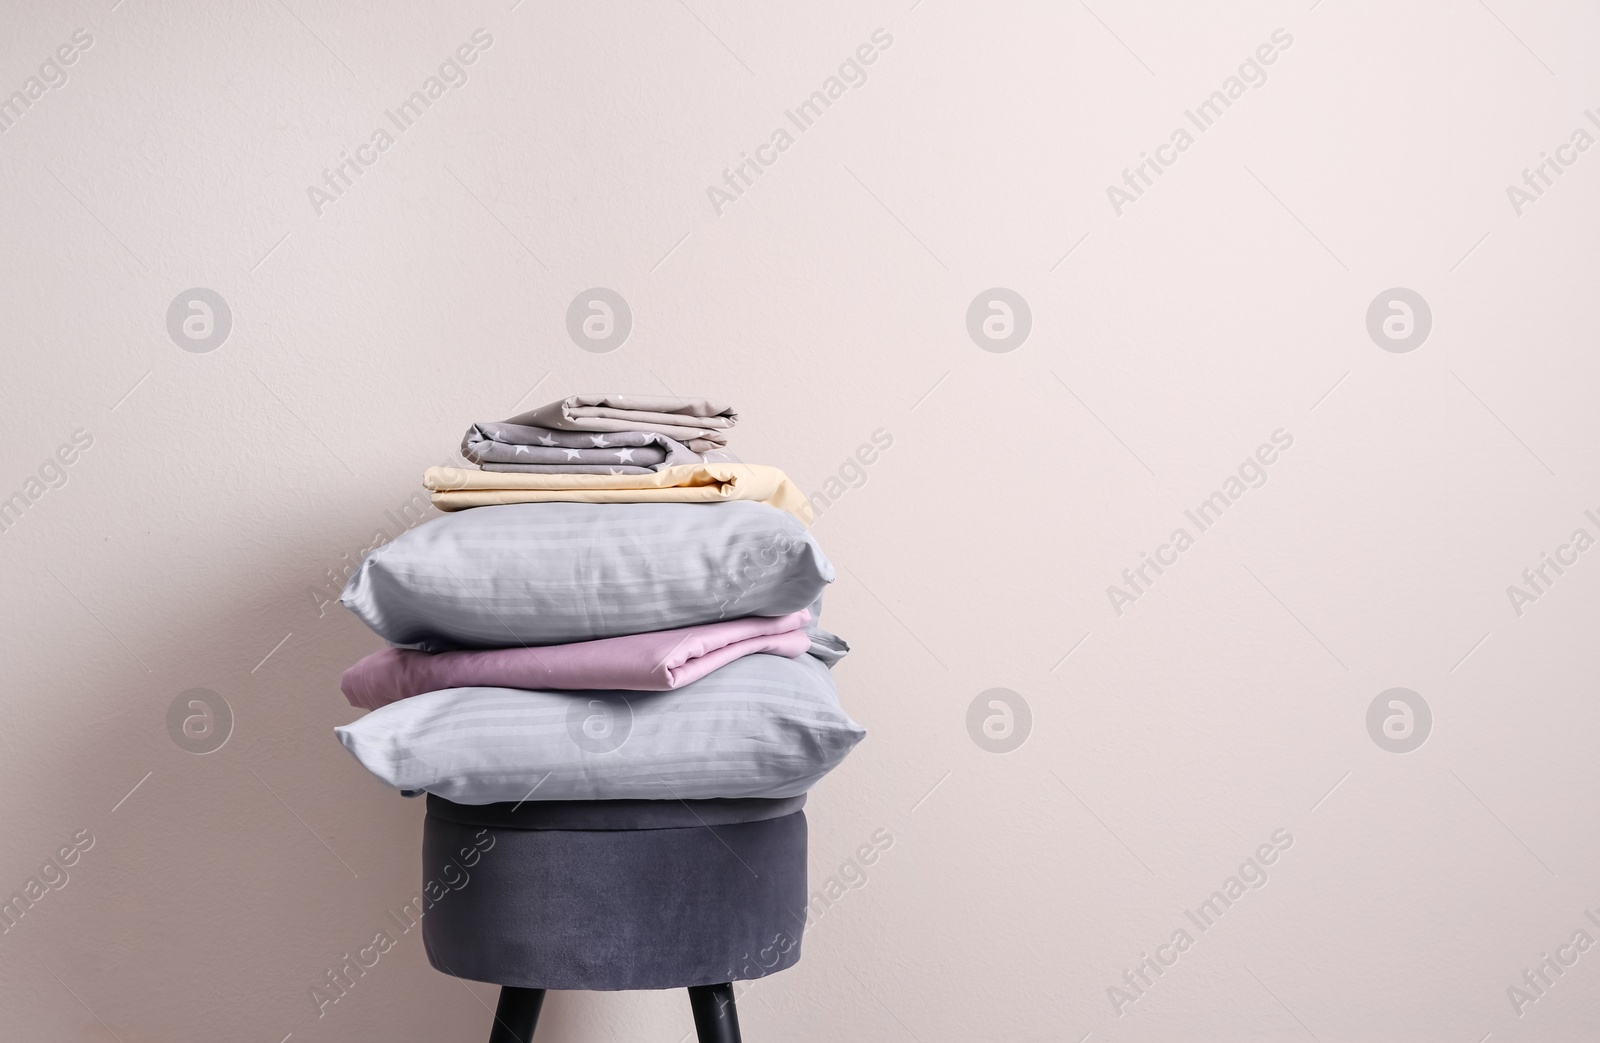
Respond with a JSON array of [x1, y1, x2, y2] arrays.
[[2, 1, 1598, 1040]]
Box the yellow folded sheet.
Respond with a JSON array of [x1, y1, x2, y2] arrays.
[[424, 463, 812, 525]]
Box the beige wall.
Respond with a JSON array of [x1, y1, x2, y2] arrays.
[[2, 0, 1598, 1039]]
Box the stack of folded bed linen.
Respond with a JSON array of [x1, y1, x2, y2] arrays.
[[334, 395, 863, 806]]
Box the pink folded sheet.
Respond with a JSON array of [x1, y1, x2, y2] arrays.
[[342, 610, 813, 709]]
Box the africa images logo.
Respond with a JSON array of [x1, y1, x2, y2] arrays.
[[705, 28, 893, 215], [1104, 28, 1293, 216], [1107, 429, 1294, 615], [305, 30, 494, 215]]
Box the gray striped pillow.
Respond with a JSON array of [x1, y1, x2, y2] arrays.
[[341, 501, 833, 648], [334, 653, 864, 803]]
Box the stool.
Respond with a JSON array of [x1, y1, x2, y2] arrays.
[[420, 794, 810, 1041]]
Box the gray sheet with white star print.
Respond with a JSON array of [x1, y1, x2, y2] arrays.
[[461, 421, 702, 474], [476, 462, 660, 474]]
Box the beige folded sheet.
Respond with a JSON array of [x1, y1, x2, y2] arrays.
[[424, 463, 812, 525]]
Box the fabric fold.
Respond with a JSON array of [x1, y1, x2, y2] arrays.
[[424, 462, 812, 524], [505, 394, 737, 452], [343, 611, 814, 709], [461, 421, 710, 474]]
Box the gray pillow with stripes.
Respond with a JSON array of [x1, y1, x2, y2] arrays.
[[341, 500, 833, 649], [335, 652, 864, 803]]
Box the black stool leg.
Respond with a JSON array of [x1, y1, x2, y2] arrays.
[[487, 986, 545, 1043], [688, 983, 742, 1043]]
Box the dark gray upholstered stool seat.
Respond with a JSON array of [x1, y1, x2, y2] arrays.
[[422, 793, 810, 1042]]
